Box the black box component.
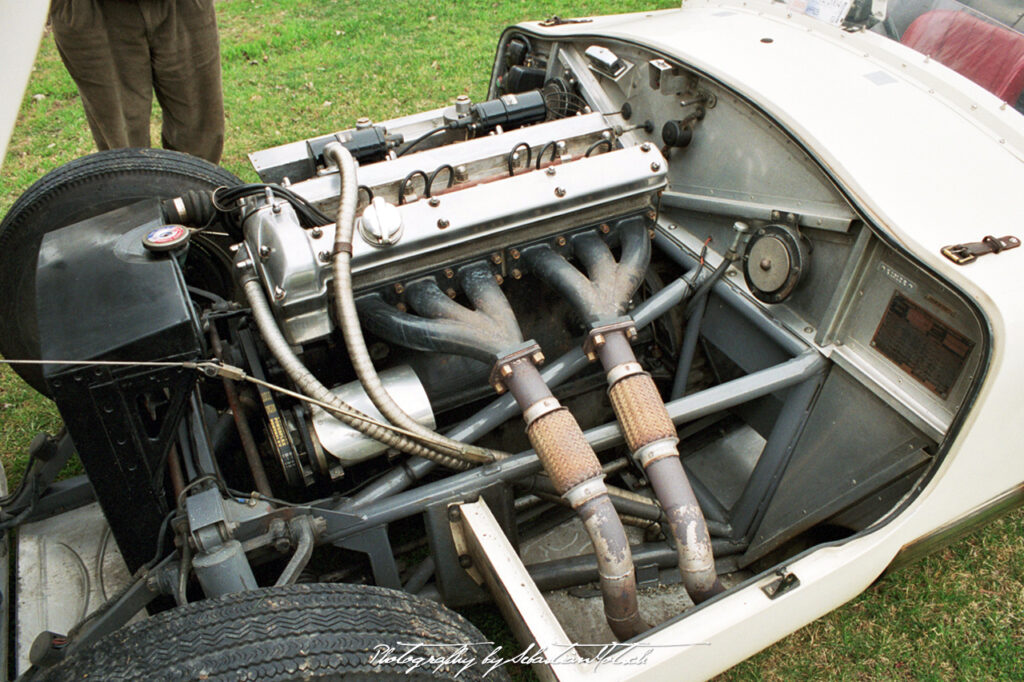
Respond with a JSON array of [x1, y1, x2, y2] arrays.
[[500, 65, 547, 93], [37, 199, 204, 571], [307, 126, 403, 170], [468, 90, 547, 132]]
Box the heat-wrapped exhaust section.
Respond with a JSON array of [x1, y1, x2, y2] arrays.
[[360, 267, 647, 640], [505, 358, 647, 640], [525, 216, 724, 604]]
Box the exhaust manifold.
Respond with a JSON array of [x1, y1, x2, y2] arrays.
[[525, 216, 724, 604], [360, 265, 648, 640]]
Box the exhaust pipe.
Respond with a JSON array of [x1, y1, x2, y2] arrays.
[[525, 217, 724, 604], [360, 264, 647, 639], [502, 357, 647, 640]]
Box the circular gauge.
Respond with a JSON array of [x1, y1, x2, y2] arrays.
[[742, 224, 809, 303]]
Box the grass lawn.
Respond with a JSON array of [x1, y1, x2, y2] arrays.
[[2, 1, 1023, 679]]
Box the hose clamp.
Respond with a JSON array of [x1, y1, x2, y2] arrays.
[[606, 362, 644, 388], [634, 437, 680, 468], [171, 196, 187, 222], [522, 397, 561, 428], [563, 476, 608, 509]]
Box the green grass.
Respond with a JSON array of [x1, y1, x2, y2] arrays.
[[3, 1, 1024, 679]]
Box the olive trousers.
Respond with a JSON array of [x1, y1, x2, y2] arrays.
[[49, 0, 225, 164]]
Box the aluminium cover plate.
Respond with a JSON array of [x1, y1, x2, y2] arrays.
[[15, 502, 139, 675]]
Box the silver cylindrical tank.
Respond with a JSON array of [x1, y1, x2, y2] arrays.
[[309, 365, 435, 465]]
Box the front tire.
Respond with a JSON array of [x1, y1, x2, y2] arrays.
[[40, 583, 512, 681], [0, 148, 241, 396]]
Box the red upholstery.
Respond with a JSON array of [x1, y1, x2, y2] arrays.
[[902, 9, 1024, 103]]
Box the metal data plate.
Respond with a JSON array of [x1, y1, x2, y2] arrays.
[[833, 245, 983, 440]]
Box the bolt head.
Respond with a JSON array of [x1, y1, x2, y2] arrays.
[[555, 187, 566, 198], [273, 286, 286, 300], [556, 236, 566, 247], [600, 223, 610, 234], [494, 274, 504, 285], [650, 161, 661, 171], [444, 268, 455, 279], [640, 142, 652, 152], [546, 167, 556, 176], [318, 250, 331, 262], [586, 351, 598, 362], [500, 364, 513, 378], [395, 302, 407, 312], [491, 253, 503, 265], [428, 197, 441, 207], [311, 227, 323, 239], [445, 288, 457, 299], [394, 283, 405, 294], [437, 218, 450, 229], [259, 244, 271, 259], [494, 382, 506, 394], [593, 333, 605, 347], [532, 351, 545, 365], [511, 268, 522, 280], [509, 248, 520, 260]]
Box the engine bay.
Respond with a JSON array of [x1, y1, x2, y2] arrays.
[[14, 25, 990, 673]]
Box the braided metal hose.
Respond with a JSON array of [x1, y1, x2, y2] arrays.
[[607, 363, 723, 602], [242, 277, 471, 470], [324, 142, 500, 465], [509, 359, 647, 640]]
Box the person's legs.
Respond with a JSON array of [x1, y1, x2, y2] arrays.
[[50, 0, 144, 150], [100, 0, 158, 148], [145, 0, 225, 163]]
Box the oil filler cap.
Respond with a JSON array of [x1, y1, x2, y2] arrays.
[[142, 224, 191, 252], [358, 196, 403, 247]]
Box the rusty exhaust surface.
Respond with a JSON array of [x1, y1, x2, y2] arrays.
[[525, 217, 724, 605], [358, 263, 648, 640], [506, 359, 648, 640], [606, 359, 723, 601]]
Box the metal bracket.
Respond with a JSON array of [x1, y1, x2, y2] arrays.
[[448, 505, 485, 586], [761, 568, 800, 599], [583, 317, 637, 362], [489, 341, 545, 394], [539, 15, 592, 27]]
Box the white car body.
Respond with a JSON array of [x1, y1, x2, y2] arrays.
[[523, 3, 1024, 678], [2, 1, 1022, 680]]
